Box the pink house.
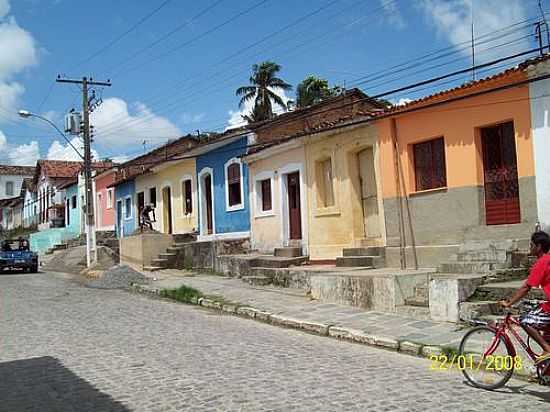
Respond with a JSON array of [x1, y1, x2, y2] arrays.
[[94, 168, 117, 232]]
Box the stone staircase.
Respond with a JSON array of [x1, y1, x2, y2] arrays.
[[335, 247, 385, 268], [144, 233, 198, 271]]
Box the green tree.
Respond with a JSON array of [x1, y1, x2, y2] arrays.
[[296, 75, 341, 108], [236, 61, 292, 123]]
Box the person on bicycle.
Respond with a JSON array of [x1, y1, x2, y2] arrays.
[[500, 231, 550, 364], [140, 203, 156, 232]]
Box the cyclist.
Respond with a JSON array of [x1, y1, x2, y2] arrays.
[[500, 231, 550, 364], [140, 203, 156, 232]]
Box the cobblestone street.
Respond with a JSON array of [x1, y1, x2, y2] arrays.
[[1, 271, 549, 411]]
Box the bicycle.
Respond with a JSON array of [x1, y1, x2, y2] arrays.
[[458, 307, 550, 390]]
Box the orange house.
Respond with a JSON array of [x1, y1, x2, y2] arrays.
[[376, 61, 538, 267]]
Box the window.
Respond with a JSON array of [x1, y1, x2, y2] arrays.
[[182, 179, 192, 215], [260, 179, 272, 211], [316, 158, 335, 208], [149, 187, 157, 207], [107, 189, 113, 209], [66, 199, 70, 226], [226, 160, 242, 209], [413, 137, 447, 191], [71, 195, 77, 209], [137, 192, 145, 217], [5, 181, 13, 197], [97, 193, 102, 213], [125, 197, 132, 219]]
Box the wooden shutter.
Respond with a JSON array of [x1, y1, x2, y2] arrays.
[[414, 137, 447, 191], [261, 179, 271, 211], [227, 163, 241, 206]]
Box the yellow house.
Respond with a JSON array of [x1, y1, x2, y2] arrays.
[[245, 121, 385, 260], [134, 157, 197, 234]]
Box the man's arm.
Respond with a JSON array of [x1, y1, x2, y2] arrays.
[[500, 283, 531, 307]]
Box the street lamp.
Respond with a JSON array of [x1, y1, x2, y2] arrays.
[[18, 109, 95, 267], [18, 110, 84, 160]]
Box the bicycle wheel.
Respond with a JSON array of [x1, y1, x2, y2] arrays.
[[458, 325, 514, 390]]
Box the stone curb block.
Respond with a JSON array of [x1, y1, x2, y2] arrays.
[[222, 304, 237, 314], [372, 335, 400, 351], [270, 315, 330, 336], [421, 345, 443, 357], [399, 341, 422, 356], [200, 298, 222, 310], [236, 307, 258, 319], [254, 311, 272, 323]]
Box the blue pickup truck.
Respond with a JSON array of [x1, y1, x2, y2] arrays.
[[0, 239, 38, 273]]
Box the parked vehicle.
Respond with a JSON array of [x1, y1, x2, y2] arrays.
[[0, 239, 38, 273]]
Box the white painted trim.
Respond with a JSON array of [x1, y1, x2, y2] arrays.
[[252, 170, 275, 218], [160, 181, 174, 234], [180, 174, 196, 217], [198, 167, 215, 236], [106, 188, 114, 209], [278, 162, 308, 254], [116, 199, 124, 238], [198, 230, 250, 242], [124, 195, 133, 220], [224, 157, 245, 212]]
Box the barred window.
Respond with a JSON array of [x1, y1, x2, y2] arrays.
[[413, 137, 447, 191]]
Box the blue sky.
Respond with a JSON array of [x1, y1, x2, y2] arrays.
[[0, 0, 545, 165]]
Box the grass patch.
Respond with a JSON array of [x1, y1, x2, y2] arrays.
[[160, 285, 203, 304]]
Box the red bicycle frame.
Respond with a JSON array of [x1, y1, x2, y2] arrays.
[[486, 313, 541, 362]]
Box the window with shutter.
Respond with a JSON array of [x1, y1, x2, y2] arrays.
[[260, 179, 272, 211], [227, 163, 242, 207], [413, 137, 447, 191], [316, 158, 335, 208], [183, 180, 192, 215]]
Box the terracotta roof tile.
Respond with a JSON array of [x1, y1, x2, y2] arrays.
[[0, 165, 35, 176]]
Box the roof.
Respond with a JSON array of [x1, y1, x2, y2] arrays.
[[0, 165, 35, 176], [35, 160, 114, 182], [383, 53, 550, 115]]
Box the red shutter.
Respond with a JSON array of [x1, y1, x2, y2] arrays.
[[414, 137, 447, 191]]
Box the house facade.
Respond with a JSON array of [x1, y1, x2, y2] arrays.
[[195, 132, 252, 240], [376, 62, 537, 267], [60, 179, 82, 235], [21, 178, 37, 228], [115, 179, 136, 238], [0, 165, 35, 200], [94, 168, 116, 232], [245, 89, 384, 258], [135, 157, 197, 235]]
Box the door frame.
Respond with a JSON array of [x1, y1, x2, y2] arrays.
[[161, 183, 174, 234], [198, 167, 215, 237], [278, 163, 308, 252], [357, 146, 381, 239]]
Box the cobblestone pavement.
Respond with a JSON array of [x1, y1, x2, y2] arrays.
[[1, 271, 549, 412]]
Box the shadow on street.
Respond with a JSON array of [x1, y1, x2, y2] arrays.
[[0, 356, 129, 411]]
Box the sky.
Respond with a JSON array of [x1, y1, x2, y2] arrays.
[[0, 0, 545, 165]]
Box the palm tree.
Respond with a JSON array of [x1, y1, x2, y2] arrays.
[[236, 61, 292, 122], [296, 75, 335, 108]]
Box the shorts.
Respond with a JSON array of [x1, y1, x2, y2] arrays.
[[519, 306, 550, 329]]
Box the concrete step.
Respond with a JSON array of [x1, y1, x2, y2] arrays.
[[342, 247, 384, 257], [484, 268, 528, 284], [172, 233, 197, 243], [274, 247, 302, 258], [511, 251, 537, 268], [143, 266, 163, 272], [438, 261, 506, 274], [241, 275, 273, 286], [336, 256, 383, 268], [394, 305, 431, 320], [403, 297, 428, 307], [150, 258, 170, 269], [250, 256, 308, 269], [158, 253, 177, 264], [473, 281, 545, 301], [453, 249, 508, 263], [459, 301, 503, 322]]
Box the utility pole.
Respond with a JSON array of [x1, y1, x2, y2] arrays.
[[56, 76, 111, 268]]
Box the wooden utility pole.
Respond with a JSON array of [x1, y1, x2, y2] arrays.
[[56, 76, 111, 267]]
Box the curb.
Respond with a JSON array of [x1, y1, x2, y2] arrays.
[[129, 283, 537, 382]]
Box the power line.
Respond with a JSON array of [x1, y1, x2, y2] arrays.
[[73, 0, 173, 71]]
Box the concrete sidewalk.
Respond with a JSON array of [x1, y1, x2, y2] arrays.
[[133, 269, 470, 357]]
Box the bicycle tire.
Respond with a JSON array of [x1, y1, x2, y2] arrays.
[[459, 325, 514, 390]]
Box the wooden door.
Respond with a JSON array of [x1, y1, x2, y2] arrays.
[[481, 122, 521, 225], [287, 172, 302, 240], [162, 187, 173, 234], [358, 148, 380, 237], [205, 175, 213, 234]]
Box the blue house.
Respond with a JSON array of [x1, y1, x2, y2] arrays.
[[114, 179, 136, 237], [195, 131, 252, 240], [64, 180, 82, 235]]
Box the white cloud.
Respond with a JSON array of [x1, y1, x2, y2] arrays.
[[418, 0, 529, 61], [46, 137, 98, 161], [380, 0, 405, 29], [8, 140, 39, 165], [227, 88, 292, 129], [0, 129, 40, 165], [91, 97, 182, 148], [391, 97, 413, 106], [180, 112, 205, 125], [0, 0, 9, 20]]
